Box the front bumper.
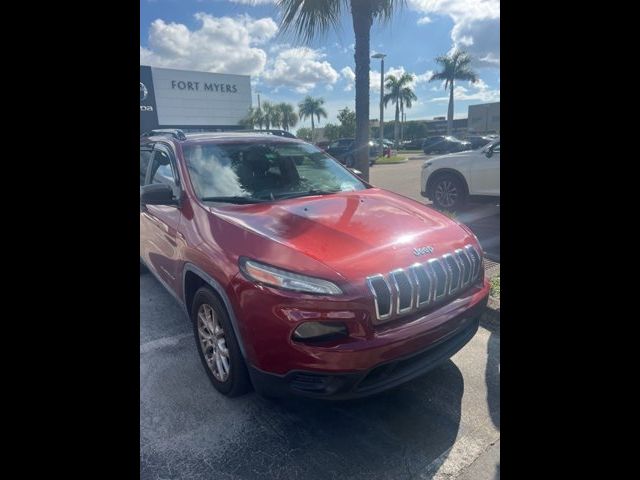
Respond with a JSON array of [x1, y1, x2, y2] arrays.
[[248, 295, 486, 400], [420, 167, 430, 197]]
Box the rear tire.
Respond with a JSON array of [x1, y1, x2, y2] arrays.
[[430, 173, 467, 211], [191, 287, 251, 397]]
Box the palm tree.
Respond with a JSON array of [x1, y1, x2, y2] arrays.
[[253, 107, 264, 129], [277, 0, 404, 181], [298, 95, 327, 140], [400, 86, 417, 142], [262, 101, 282, 129], [429, 50, 479, 135], [239, 106, 264, 129], [278, 103, 299, 131], [383, 73, 416, 147], [239, 107, 255, 129]]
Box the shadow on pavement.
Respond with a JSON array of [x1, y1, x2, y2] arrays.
[[433, 201, 500, 261], [486, 328, 500, 430], [141, 359, 465, 480], [224, 362, 463, 479]]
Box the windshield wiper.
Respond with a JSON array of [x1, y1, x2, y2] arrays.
[[200, 196, 265, 204], [274, 189, 341, 200]]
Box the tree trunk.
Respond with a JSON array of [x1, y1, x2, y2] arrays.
[[394, 101, 400, 147], [400, 102, 404, 142], [351, 0, 372, 181], [447, 80, 454, 136], [311, 115, 315, 141]]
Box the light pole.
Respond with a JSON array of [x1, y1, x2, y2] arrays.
[[372, 53, 386, 157]]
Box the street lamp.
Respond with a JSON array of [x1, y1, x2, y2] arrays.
[[372, 53, 386, 156]]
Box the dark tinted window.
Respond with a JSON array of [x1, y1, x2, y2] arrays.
[[140, 149, 153, 186], [150, 150, 176, 186]]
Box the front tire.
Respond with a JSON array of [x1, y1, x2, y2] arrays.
[[191, 287, 251, 397], [430, 173, 467, 211]]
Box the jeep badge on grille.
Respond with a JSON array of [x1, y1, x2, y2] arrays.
[[413, 246, 434, 256]]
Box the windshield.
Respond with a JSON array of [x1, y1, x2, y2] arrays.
[[183, 141, 367, 203], [482, 140, 500, 152]]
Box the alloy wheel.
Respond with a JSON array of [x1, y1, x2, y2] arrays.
[[197, 304, 230, 382], [435, 180, 458, 208]]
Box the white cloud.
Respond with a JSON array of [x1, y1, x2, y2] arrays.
[[140, 13, 278, 76], [429, 78, 500, 102], [342, 65, 431, 93], [408, 0, 500, 67], [269, 43, 291, 53], [370, 70, 382, 93], [372, 66, 421, 92], [340, 66, 355, 91], [417, 16, 432, 25], [415, 69, 435, 84], [333, 42, 354, 54], [263, 47, 339, 93]]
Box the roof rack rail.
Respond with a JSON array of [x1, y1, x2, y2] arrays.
[[141, 129, 187, 141]]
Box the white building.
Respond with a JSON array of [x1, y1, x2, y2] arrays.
[[467, 102, 500, 134], [140, 65, 252, 134]]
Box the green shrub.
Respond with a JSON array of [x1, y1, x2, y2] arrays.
[[490, 276, 500, 299]]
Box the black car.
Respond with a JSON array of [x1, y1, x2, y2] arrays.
[[465, 135, 494, 150], [325, 138, 380, 167], [422, 136, 472, 154], [401, 138, 426, 149]]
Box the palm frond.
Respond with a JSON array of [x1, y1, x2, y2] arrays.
[[371, 0, 406, 23], [277, 0, 344, 43], [382, 92, 396, 107], [428, 71, 447, 82], [455, 67, 478, 83], [400, 86, 417, 108], [430, 50, 479, 89]]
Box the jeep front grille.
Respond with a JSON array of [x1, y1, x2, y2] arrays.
[[366, 244, 483, 324]]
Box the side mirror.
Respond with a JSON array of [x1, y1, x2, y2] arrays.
[[349, 167, 363, 177], [141, 183, 179, 206]]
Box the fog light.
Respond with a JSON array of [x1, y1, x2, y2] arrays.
[[293, 322, 348, 342]]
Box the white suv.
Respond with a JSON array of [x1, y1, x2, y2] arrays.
[[421, 139, 500, 210]]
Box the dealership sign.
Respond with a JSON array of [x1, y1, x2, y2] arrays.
[[140, 65, 251, 133]]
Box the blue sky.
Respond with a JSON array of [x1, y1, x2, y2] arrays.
[[141, 0, 500, 129]]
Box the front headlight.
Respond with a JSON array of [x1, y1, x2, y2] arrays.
[[239, 258, 343, 295], [422, 161, 432, 169]]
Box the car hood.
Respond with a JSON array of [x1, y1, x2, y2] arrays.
[[428, 149, 478, 163], [209, 188, 478, 281]]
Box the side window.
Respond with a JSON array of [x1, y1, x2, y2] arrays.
[[140, 149, 153, 186], [150, 149, 176, 186]]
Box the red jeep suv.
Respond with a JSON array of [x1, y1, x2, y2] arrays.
[[140, 129, 490, 399]]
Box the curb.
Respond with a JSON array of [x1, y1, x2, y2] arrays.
[[483, 261, 500, 325], [375, 158, 409, 165]]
